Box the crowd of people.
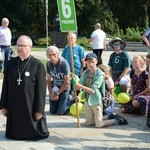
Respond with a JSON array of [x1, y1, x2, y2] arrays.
[[0, 18, 150, 141]]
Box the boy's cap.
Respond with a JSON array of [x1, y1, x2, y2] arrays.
[[85, 53, 98, 61]]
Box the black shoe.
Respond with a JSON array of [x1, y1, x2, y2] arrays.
[[146, 116, 150, 127], [108, 113, 115, 119], [115, 114, 128, 125]]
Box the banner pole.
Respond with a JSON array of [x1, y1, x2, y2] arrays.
[[68, 31, 80, 128]]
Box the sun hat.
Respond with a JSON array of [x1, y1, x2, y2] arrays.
[[85, 53, 98, 61], [109, 37, 126, 49]]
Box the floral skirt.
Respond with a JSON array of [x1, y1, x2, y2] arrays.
[[122, 95, 150, 115]]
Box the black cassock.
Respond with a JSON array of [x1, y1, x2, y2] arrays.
[[0, 56, 49, 140]]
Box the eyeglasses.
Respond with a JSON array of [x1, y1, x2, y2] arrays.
[[113, 43, 121, 47], [17, 45, 30, 48]]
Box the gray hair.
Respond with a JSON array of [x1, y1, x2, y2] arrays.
[[17, 35, 33, 46], [67, 32, 77, 40], [46, 46, 59, 55], [2, 18, 9, 23]]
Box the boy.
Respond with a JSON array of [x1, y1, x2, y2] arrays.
[[73, 52, 128, 127]]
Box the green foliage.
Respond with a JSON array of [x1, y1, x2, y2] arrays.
[[0, 0, 150, 42], [38, 58, 48, 69], [38, 37, 51, 46], [76, 37, 88, 48], [125, 27, 143, 42], [108, 27, 143, 42]]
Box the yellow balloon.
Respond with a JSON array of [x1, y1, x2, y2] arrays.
[[117, 92, 130, 104], [78, 91, 86, 103], [113, 87, 118, 101], [113, 92, 118, 101], [70, 102, 84, 116]]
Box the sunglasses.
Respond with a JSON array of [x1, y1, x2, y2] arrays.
[[113, 43, 121, 47]]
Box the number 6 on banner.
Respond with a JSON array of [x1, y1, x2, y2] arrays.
[[57, 0, 77, 32], [62, 0, 71, 18]]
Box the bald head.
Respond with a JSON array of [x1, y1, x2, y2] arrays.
[[95, 23, 101, 29], [17, 35, 33, 46]]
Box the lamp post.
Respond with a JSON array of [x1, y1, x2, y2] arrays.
[[46, 0, 48, 47]]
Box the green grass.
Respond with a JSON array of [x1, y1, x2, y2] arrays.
[[38, 58, 48, 69], [0, 73, 4, 79], [12, 46, 47, 51]]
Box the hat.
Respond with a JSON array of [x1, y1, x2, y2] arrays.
[[85, 53, 98, 61], [109, 37, 126, 49]]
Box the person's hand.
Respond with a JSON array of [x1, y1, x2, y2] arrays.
[[71, 78, 78, 86], [1, 108, 7, 117], [133, 94, 139, 99], [50, 93, 59, 101], [114, 80, 119, 85], [70, 73, 77, 79], [35, 112, 42, 120], [147, 43, 150, 48]]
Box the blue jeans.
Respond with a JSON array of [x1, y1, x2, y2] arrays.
[[0, 46, 11, 71], [50, 88, 70, 115]]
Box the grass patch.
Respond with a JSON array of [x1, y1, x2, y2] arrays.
[[38, 58, 48, 69], [0, 73, 4, 79], [12, 46, 47, 52]]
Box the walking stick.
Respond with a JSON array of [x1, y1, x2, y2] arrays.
[[68, 31, 80, 128]]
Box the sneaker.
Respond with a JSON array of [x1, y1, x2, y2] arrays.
[[146, 116, 150, 127], [115, 114, 128, 125], [108, 113, 115, 119]]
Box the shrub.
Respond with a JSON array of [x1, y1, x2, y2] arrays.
[[38, 37, 51, 46], [108, 27, 143, 42], [76, 37, 88, 48]]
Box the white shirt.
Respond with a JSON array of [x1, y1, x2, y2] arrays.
[[0, 26, 12, 46], [91, 29, 106, 49]]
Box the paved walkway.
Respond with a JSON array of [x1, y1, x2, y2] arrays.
[[0, 50, 150, 150]]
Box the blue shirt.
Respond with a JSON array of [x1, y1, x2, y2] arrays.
[[144, 28, 150, 42], [62, 45, 85, 77]]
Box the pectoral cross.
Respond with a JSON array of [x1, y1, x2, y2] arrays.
[[17, 76, 22, 85]]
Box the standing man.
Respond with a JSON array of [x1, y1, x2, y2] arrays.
[[0, 18, 12, 73], [62, 32, 85, 77], [88, 23, 106, 65], [0, 35, 49, 140], [46, 46, 70, 115], [142, 28, 150, 54]]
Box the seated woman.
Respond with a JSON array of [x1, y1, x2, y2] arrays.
[[121, 55, 150, 115]]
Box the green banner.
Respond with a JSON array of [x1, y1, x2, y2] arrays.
[[57, 0, 77, 32]]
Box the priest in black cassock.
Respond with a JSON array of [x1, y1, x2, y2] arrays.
[[0, 35, 49, 140]]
